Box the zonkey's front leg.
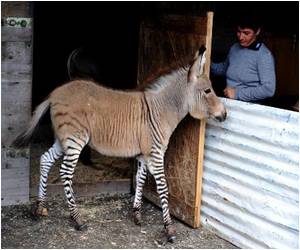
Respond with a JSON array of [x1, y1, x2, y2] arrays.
[[148, 152, 176, 242]]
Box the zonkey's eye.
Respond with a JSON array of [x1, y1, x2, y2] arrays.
[[204, 88, 211, 94]]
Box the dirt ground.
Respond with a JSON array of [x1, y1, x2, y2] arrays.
[[1, 194, 237, 249], [2, 134, 237, 248]]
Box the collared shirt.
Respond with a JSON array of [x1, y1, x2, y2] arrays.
[[211, 42, 276, 102]]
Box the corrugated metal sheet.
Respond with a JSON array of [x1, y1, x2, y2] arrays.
[[201, 98, 299, 249]]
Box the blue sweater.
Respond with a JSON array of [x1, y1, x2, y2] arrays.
[[211, 43, 276, 102]]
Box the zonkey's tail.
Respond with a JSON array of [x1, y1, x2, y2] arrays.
[[11, 99, 50, 148]]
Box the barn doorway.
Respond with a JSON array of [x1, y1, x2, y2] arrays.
[[27, 1, 299, 199], [30, 3, 143, 197]]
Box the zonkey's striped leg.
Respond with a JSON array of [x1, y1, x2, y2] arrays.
[[148, 151, 176, 242], [133, 156, 147, 225], [60, 137, 87, 231], [36, 140, 63, 216]]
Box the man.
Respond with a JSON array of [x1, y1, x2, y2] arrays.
[[211, 17, 276, 103]]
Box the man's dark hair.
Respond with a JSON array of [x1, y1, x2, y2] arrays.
[[236, 15, 262, 32]]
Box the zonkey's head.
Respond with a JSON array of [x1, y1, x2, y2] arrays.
[[187, 46, 227, 122]]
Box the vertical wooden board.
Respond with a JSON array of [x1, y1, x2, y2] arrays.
[[2, 41, 32, 64], [194, 11, 213, 228], [1, 148, 30, 205], [1, 26, 33, 42], [1, 2, 32, 17], [1, 2, 33, 205], [264, 36, 299, 96], [1, 17, 33, 146], [137, 15, 206, 85], [136, 13, 213, 227], [143, 117, 201, 226], [1, 101, 31, 146]]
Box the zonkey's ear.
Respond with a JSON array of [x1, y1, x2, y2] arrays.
[[188, 46, 206, 82]]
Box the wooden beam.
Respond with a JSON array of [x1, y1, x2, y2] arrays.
[[1, 2, 32, 17], [1, 1, 33, 206], [2, 26, 33, 42], [30, 180, 131, 199], [204, 12, 214, 77], [193, 11, 214, 228]]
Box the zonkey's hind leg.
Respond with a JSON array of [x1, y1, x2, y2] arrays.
[[133, 156, 147, 225], [34, 140, 63, 218], [60, 136, 88, 231]]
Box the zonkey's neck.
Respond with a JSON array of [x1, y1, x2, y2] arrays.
[[145, 68, 189, 145]]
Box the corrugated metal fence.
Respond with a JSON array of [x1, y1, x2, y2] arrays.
[[201, 98, 299, 249]]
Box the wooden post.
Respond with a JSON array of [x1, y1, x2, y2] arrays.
[[193, 11, 214, 228], [1, 2, 33, 205]]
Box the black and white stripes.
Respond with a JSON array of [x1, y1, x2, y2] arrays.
[[133, 98, 176, 238], [36, 136, 88, 228], [13, 46, 226, 243], [38, 140, 63, 208], [133, 157, 147, 225]]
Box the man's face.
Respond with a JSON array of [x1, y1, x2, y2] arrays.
[[236, 27, 260, 47]]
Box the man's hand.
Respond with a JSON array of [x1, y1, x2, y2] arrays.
[[224, 87, 236, 99]]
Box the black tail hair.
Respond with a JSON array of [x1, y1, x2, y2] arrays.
[[11, 99, 50, 148]]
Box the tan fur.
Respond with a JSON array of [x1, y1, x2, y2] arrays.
[[50, 80, 152, 157], [13, 49, 226, 159]]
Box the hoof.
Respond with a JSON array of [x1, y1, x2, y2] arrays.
[[70, 216, 88, 231], [167, 235, 176, 243], [165, 224, 176, 243], [36, 207, 49, 217], [75, 223, 88, 231], [30, 203, 48, 220], [133, 211, 142, 226]]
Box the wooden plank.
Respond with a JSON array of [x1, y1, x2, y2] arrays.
[[142, 15, 207, 35], [194, 11, 214, 228], [143, 190, 196, 223], [1, 1, 33, 206], [1, 148, 30, 169], [137, 28, 207, 85], [1, 149, 30, 205], [2, 41, 32, 64], [1, 80, 32, 105], [264, 36, 299, 96], [1, 62, 32, 74], [1, 169, 30, 190], [1, 71, 32, 82], [163, 117, 201, 226], [1, 195, 30, 206], [204, 12, 213, 77], [135, 13, 213, 228], [1, 26, 33, 42], [1, 2, 32, 17], [141, 117, 201, 226], [2, 107, 32, 146], [30, 180, 131, 199], [1, 80, 32, 146]]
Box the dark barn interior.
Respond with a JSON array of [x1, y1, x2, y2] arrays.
[[33, 2, 299, 107], [32, 1, 299, 108], [30, 1, 298, 189]]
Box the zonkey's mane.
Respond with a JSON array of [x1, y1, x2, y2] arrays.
[[138, 55, 192, 92], [144, 67, 188, 94]]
